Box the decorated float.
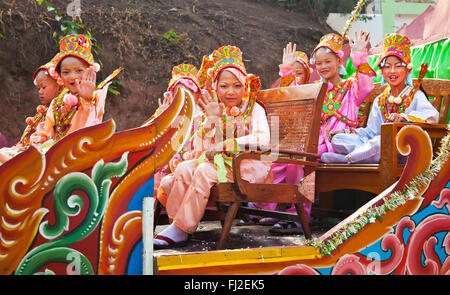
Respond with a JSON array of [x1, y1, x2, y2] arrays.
[[1, 83, 448, 275], [0, 1, 449, 276]]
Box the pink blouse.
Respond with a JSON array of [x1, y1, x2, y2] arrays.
[[30, 85, 109, 145], [318, 49, 375, 154]]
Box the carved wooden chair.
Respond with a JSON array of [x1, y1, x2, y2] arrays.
[[210, 83, 327, 249], [316, 78, 450, 196]]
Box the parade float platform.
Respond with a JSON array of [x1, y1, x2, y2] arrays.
[[1, 85, 448, 276], [153, 218, 332, 275]]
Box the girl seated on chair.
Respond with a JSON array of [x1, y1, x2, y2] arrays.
[[153, 45, 271, 249], [322, 34, 439, 164], [312, 31, 376, 155]]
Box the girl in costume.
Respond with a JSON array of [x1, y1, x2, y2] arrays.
[[0, 54, 63, 164], [153, 45, 271, 248], [277, 42, 312, 87], [312, 30, 376, 156], [30, 34, 112, 151], [148, 64, 204, 191], [322, 34, 439, 164]]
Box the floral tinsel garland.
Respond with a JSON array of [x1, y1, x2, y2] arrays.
[[342, 0, 367, 39], [305, 125, 450, 256]]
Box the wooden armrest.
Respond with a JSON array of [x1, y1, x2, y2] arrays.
[[233, 150, 319, 167], [383, 122, 448, 130], [238, 145, 321, 159], [277, 149, 321, 158], [381, 122, 449, 142], [230, 150, 318, 198], [380, 122, 448, 176]]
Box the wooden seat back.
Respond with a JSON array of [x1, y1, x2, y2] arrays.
[[210, 83, 327, 249], [256, 82, 327, 158]]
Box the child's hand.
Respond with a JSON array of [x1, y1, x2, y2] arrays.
[[157, 92, 173, 113], [327, 129, 344, 141], [349, 30, 371, 50], [386, 113, 407, 123], [76, 66, 96, 100], [198, 89, 224, 118], [206, 142, 225, 160], [282, 42, 298, 67]]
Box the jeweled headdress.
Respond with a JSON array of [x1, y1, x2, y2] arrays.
[[197, 54, 214, 90], [55, 34, 96, 70], [32, 52, 61, 81], [377, 34, 412, 68], [296, 51, 312, 79], [211, 45, 247, 81], [167, 64, 200, 93], [311, 33, 347, 58]]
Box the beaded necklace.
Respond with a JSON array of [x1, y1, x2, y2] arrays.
[[378, 85, 414, 121], [220, 98, 251, 140], [52, 88, 80, 141], [220, 98, 253, 156], [321, 79, 359, 128]]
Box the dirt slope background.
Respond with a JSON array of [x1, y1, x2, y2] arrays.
[[0, 0, 333, 142]]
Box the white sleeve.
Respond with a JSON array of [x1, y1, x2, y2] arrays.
[[235, 103, 270, 148], [405, 90, 439, 123], [356, 96, 384, 139]]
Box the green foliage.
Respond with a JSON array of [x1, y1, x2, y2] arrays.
[[0, 18, 4, 39], [106, 80, 124, 96], [159, 29, 187, 46]]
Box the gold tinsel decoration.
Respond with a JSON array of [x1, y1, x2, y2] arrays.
[[342, 0, 368, 38], [306, 126, 450, 256]]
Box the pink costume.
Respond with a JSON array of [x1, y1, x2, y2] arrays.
[[309, 33, 376, 156], [30, 87, 109, 149], [156, 45, 271, 233], [158, 100, 270, 233], [29, 34, 114, 150], [318, 48, 375, 155]]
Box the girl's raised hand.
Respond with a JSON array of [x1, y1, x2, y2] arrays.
[[158, 91, 173, 113], [349, 30, 371, 50], [198, 89, 224, 118], [76, 66, 96, 100], [282, 42, 298, 67]]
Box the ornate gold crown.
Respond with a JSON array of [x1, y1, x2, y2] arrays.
[[167, 64, 200, 92], [33, 52, 61, 81], [211, 45, 247, 81], [377, 34, 412, 67], [55, 34, 95, 69], [312, 33, 347, 57]]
